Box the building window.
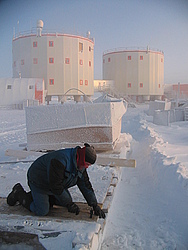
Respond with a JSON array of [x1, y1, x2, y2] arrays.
[[79, 42, 83, 52], [80, 59, 83, 65], [161, 58, 163, 62], [65, 58, 70, 64], [33, 58, 38, 64], [85, 80, 88, 85], [7, 85, 12, 89], [128, 56, 131, 60], [158, 84, 161, 88], [108, 57, 111, 62], [140, 56, 143, 60], [80, 80, 83, 85], [33, 41, 37, 47], [49, 41, 54, 47], [49, 79, 54, 85], [29, 85, 34, 90], [140, 83, 143, 88], [89, 61, 91, 67], [128, 83, 131, 88], [49, 58, 54, 64], [21, 59, 24, 65], [89, 46, 91, 52]]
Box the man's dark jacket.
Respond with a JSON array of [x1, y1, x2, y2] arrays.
[[27, 147, 97, 206]]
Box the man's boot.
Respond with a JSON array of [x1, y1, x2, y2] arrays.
[[7, 183, 25, 206], [7, 183, 33, 211]]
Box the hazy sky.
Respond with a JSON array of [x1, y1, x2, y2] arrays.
[[0, 0, 188, 84]]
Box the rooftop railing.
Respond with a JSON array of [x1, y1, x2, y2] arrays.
[[103, 46, 164, 55], [13, 28, 94, 42]]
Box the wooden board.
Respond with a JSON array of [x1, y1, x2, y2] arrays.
[[4, 149, 136, 168], [5, 148, 43, 159], [96, 155, 136, 168], [0, 197, 103, 222]]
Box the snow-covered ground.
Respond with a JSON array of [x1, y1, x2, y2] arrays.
[[101, 105, 188, 249], [0, 103, 188, 249]]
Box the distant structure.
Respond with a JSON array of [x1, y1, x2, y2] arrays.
[[12, 20, 94, 103], [0, 78, 45, 108], [164, 83, 188, 101], [94, 80, 115, 92], [103, 47, 164, 102]]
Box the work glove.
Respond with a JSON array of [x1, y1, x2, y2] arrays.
[[67, 202, 80, 215], [93, 205, 106, 219]]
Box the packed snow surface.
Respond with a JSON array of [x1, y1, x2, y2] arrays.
[[101, 105, 188, 250], [0, 104, 188, 249]]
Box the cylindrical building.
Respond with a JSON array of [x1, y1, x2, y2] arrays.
[[103, 47, 164, 102], [12, 20, 94, 102]]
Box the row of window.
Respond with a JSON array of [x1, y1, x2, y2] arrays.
[[6, 82, 161, 89], [6, 85, 34, 90], [65, 58, 92, 66], [49, 79, 89, 86], [104, 56, 163, 63], [127, 83, 161, 88], [13, 59, 92, 66], [33, 41, 92, 52]]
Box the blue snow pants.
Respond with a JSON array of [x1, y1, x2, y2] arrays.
[[29, 183, 72, 216]]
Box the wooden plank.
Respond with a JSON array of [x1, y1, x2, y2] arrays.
[[0, 159, 34, 165], [3, 149, 136, 168], [96, 155, 136, 168], [4, 149, 136, 168], [0, 197, 103, 222], [5, 149, 43, 159]]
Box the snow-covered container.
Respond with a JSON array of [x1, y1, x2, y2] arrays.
[[147, 100, 171, 116], [25, 95, 127, 151], [153, 108, 185, 126]]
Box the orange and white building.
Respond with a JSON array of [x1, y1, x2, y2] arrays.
[[12, 20, 94, 102], [103, 47, 164, 102]]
